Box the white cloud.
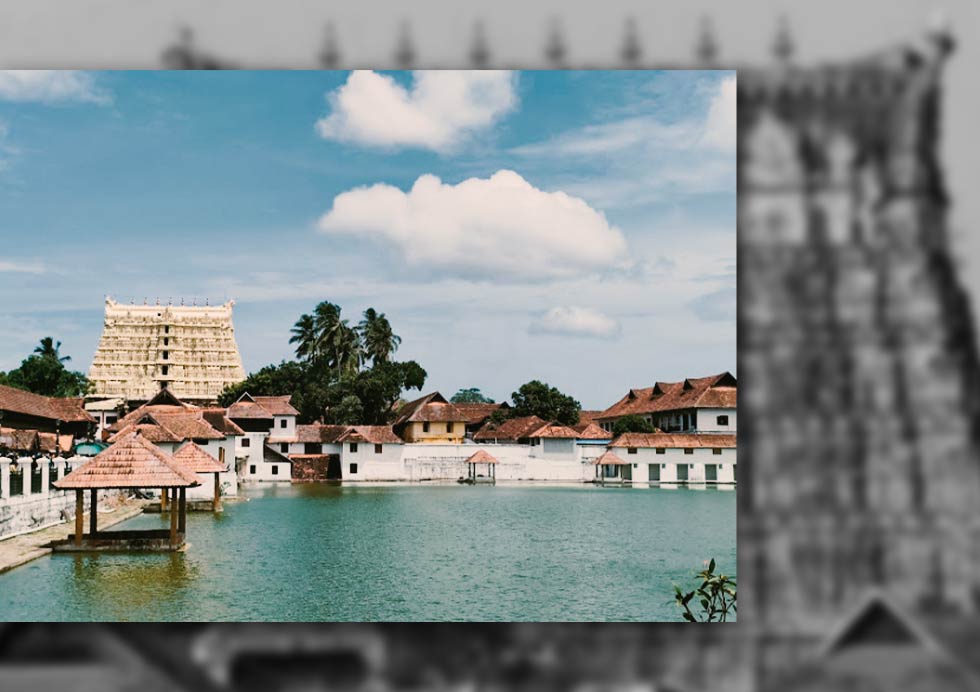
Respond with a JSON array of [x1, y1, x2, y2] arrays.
[[0, 71, 110, 104], [699, 76, 736, 151], [529, 306, 621, 339], [512, 75, 736, 158], [317, 169, 628, 280], [0, 260, 46, 274], [315, 70, 517, 152]]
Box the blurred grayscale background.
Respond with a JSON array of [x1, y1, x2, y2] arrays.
[[2, 1, 980, 691]]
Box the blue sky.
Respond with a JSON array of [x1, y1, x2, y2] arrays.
[[0, 70, 735, 408]]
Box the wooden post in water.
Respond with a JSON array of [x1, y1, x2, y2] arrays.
[[89, 489, 98, 535], [178, 487, 186, 533], [169, 489, 178, 548], [74, 489, 84, 546], [160, 487, 168, 510], [213, 472, 221, 512]]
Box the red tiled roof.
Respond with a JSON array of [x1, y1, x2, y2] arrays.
[[201, 409, 245, 436], [295, 424, 349, 444], [394, 392, 467, 425], [594, 450, 629, 465], [572, 422, 611, 440], [473, 415, 548, 442], [0, 427, 40, 453], [0, 384, 95, 423], [608, 432, 737, 449], [172, 441, 226, 473], [453, 402, 504, 426], [252, 396, 299, 417], [596, 372, 737, 421], [227, 393, 298, 419], [465, 449, 498, 465], [577, 410, 602, 426], [528, 422, 580, 439], [337, 426, 403, 444], [54, 432, 199, 489], [108, 420, 183, 444]]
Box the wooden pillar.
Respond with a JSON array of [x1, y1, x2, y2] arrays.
[[178, 487, 186, 533], [89, 488, 98, 535], [74, 489, 84, 546], [160, 487, 168, 510], [213, 472, 222, 512], [169, 490, 178, 548]]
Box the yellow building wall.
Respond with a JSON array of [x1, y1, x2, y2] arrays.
[[402, 421, 465, 444]]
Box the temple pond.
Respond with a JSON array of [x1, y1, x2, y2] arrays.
[[0, 484, 736, 621]]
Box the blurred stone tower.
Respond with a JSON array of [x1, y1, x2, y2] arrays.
[[88, 297, 246, 404], [738, 27, 980, 683]]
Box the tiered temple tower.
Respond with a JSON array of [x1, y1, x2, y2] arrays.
[[88, 297, 246, 404], [739, 28, 980, 684]]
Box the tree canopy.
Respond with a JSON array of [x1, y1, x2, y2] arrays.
[[0, 338, 91, 397], [509, 380, 581, 426], [611, 414, 657, 436], [222, 302, 425, 424], [450, 387, 495, 404]]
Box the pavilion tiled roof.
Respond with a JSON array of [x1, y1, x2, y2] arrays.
[[596, 372, 737, 421], [295, 424, 349, 444], [464, 449, 498, 465], [172, 442, 226, 473], [393, 392, 467, 425], [109, 421, 183, 444], [0, 383, 95, 423], [54, 432, 200, 489], [608, 432, 737, 449], [337, 426, 404, 444], [594, 450, 629, 465], [473, 415, 549, 442]]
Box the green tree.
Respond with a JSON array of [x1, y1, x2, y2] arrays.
[[289, 314, 318, 364], [451, 387, 495, 404], [34, 336, 71, 364], [359, 308, 401, 365], [673, 559, 736, 623], [612, 414, 656, 436], [510, 380, 581, 426], [2, 355, 92, 397]]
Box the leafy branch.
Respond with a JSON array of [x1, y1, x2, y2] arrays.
[[673, 558, 737, 623]]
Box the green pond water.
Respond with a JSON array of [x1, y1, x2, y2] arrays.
[[0, 484, 736, 621]]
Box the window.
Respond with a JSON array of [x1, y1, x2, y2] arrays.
[[280, 443, 288, 453], [374, 444, 383, 454], [106, 415, 117, 424], [305, 442, 320, 454], [655, 448, 665, 455], [684, 448, 694, 455], [249, 465, 256, 474], [161, 365, 169, 376], [271, 465, 278, 475], [279, 419, 287, 429], [349, 463, 358, 474], [717, 415, 729, 426], [447, 422, 453, 433], [164, 325, 170, 334], [713, 448, 722, 455], [163, 337, 169, 346], [349, 443, 358, 453], [241, 437, 251, 448], [422, 422, 430, 433], [627, 447, 637, 455], [162, 350, 169, 360]]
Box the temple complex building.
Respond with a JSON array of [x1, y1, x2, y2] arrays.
[[88, 297, 246, 405]]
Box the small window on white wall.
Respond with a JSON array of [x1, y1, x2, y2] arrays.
[[717, 415, 729, 426], [280, 418, 287, 429]]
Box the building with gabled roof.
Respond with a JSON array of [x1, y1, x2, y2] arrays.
[[595, 371, 737, 434], [392, 392, 467, 444], [473, 415, 549, 443], [0, 383, 95, 437]]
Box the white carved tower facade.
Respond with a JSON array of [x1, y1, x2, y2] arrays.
[[88, 298, 246, 404]]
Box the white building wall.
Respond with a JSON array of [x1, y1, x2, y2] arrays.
[[272, 415, 296, 438], [621, 447, 737, 484], [696, 407, 737, 433], [341, 441, 405, 481]]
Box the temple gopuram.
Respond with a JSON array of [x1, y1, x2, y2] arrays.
[[88, 297, 246, 405]]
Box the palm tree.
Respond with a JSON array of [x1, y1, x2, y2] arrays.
[[359, 308, 401, 365], [329, 320, 363, 377], [289, 314, 318, 363], [34, 337, 71, 364]]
